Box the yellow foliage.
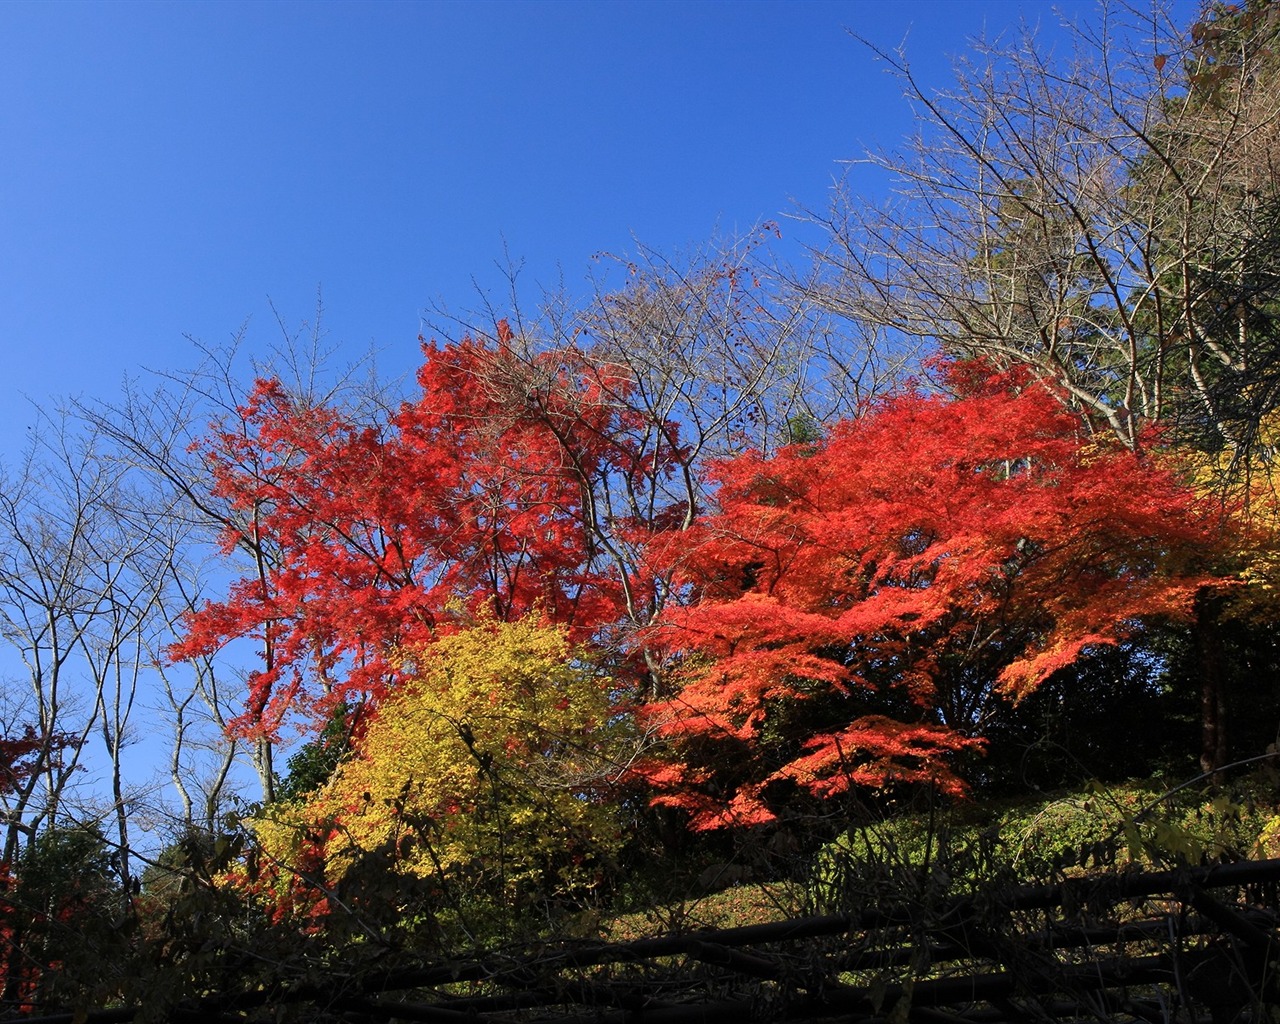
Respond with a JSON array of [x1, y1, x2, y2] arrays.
[[1256, 813, 1280, 858], [1174, 414, 1280, 618], [254, 615, 626, 905]]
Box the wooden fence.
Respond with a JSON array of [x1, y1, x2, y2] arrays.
[[15, 857, 1280, 1024]]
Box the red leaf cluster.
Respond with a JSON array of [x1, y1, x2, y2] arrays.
[[174, 329, 683, 737], [0, 727, 47, 796], [643, 364, 1229, 828]]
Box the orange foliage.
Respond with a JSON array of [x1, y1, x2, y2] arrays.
[[644, 363, 1231, 828]]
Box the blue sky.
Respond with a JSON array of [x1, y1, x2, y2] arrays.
[[0, 0, 1152, 444]]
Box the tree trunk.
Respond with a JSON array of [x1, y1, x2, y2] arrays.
[[1196, 594, 1229, 775]]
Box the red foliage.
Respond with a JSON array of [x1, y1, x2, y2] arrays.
[[0, 728, 75, 1008], [0, 861, 35, 1012], [175, 329, 683, 738], [0, 727, 45, 796], [643, 364, 1229, 829]]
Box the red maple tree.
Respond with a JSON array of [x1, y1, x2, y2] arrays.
[[643, 363, 1231, 829], [175, 325, 685, 738]]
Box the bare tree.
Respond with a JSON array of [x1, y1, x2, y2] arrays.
[[78, 358, 278, 806], [808, 1, 1280, 456], [76, 481, 182, 888], [151, 586, 242, 836], [77, 304, 390, 808], [0, 412, 175, 870]]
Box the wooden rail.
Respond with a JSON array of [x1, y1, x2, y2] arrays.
[[16, 857, 1280, 1024]]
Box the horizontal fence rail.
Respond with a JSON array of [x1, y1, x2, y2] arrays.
[[12, 857, 1280, 1024]]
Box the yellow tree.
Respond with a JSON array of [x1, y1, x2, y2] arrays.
[[253, 615, 626, 925]]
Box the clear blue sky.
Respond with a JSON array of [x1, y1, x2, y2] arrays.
[[0, 0, 1175, 443]]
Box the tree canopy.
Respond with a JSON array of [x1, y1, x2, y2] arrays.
[[252, 614, 626, 926], [174, 324, 685, 739], [640, 361, 1232, 828]]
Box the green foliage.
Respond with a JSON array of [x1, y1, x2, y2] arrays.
[[812, 770, 1280, 914], [784, 412, 823, 446], [274, 701, 352, 803], [5, 827, 125, 1011], [18, 825, 113, 897]]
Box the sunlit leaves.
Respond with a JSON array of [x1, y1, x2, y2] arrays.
[[645, 363, 1229, 828], [254, 616, 625, 907], [176, 328, 679, 738]]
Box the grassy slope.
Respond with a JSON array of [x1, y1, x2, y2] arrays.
[[601, 768, 1280, 940]]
